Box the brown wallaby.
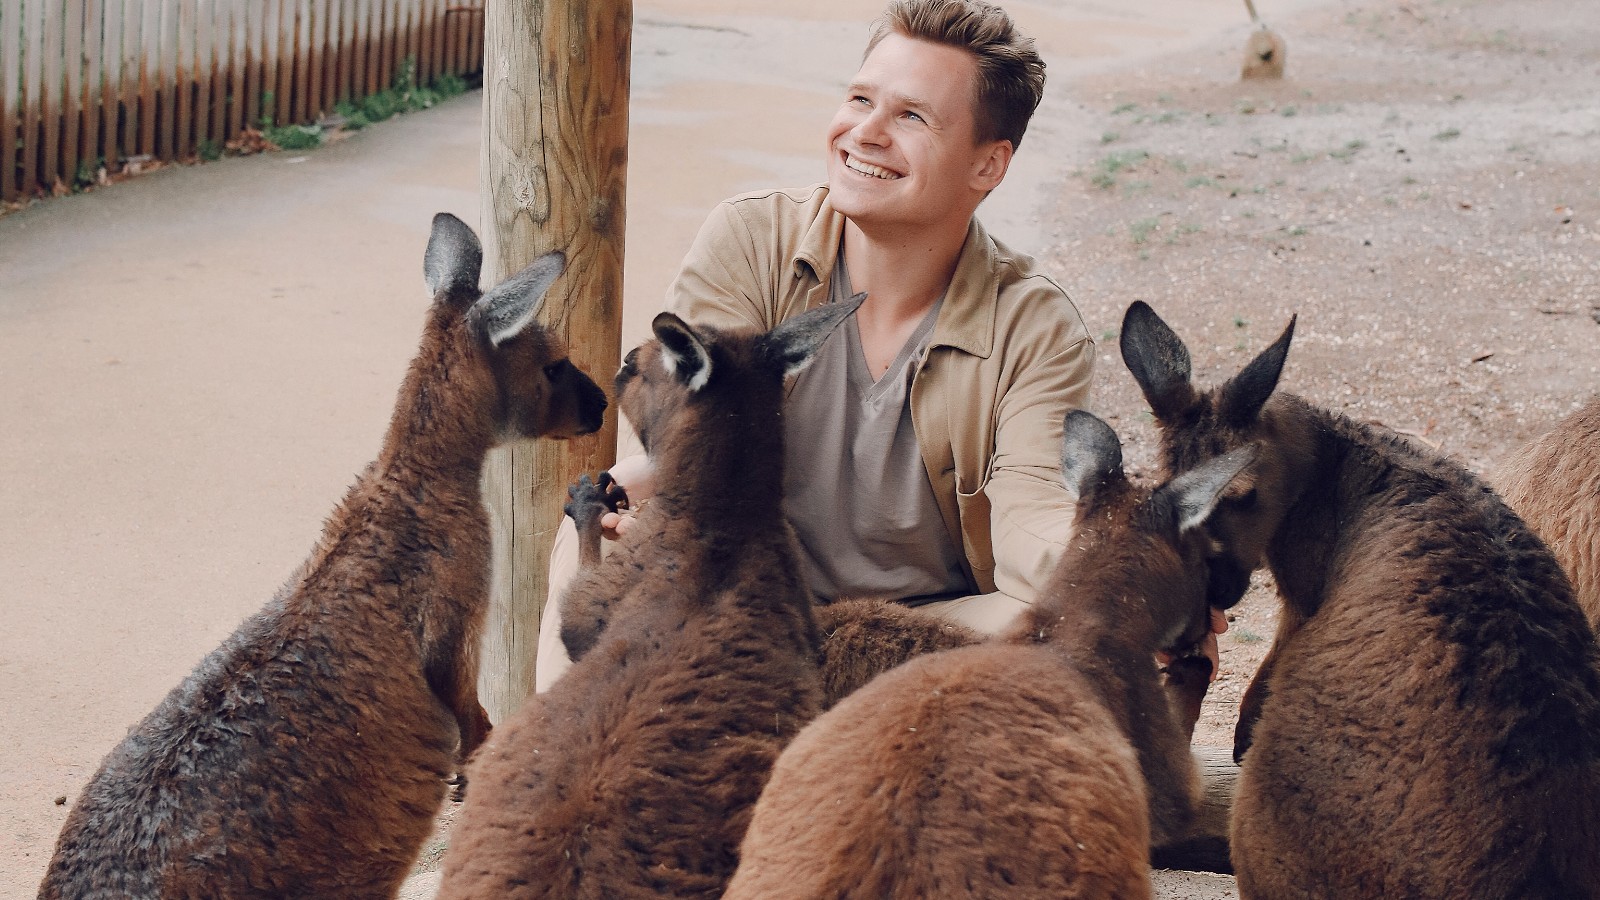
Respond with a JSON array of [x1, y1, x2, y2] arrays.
[[1120, 300, 1600, 898], [559, 490, 980, 708], [723, 410, 1254, 899], [39, 214, 607, 900], [812, 598, 981, 707], [434, 299, 860, 899], [1494, 396, 1600, 630]]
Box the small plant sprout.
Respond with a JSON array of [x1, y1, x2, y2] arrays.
[[1129, 217, 1161, 245]]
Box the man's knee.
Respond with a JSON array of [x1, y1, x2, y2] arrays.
[[918, 591, 1030, 636], [534, 517, 582, 693]]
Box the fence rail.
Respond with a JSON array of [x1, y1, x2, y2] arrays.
[[1, 0, 484, 202]]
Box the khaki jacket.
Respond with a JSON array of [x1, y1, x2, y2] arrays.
[[666, 185, 1095, 603]]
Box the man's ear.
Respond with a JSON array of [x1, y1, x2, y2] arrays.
[[971, 139, 1013, 193]]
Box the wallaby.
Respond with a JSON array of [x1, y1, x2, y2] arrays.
[[1120, 300, 1600, 898], [434, 299, 860, 899], [39, 214, 607, 900], [724, 410, 1253, 899]]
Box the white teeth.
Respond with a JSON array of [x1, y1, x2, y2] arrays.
[[845, 154, 901, 180]]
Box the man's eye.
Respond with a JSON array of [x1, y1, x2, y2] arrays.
[[905, 111, 924, 123]]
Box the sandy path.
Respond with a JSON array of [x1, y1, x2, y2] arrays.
[[2, 2, 1330, 895]]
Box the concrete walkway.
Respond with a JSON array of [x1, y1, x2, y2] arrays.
[[0, 2, 1318, 894]]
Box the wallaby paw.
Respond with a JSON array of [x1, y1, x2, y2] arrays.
[[447, 771, 469, 802], [596, 470, 631, 510], [1163, 652, 1214, 687], [460, 704, 492, 761], [1162, 654, 1214, 740], [1234, 694, 1265, 763], [564, 474, 616, 529]]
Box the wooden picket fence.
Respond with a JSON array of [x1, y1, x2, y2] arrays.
[[0, 0, 484, 202]]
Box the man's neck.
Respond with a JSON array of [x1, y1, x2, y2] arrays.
[[842, 218, 970, 377]]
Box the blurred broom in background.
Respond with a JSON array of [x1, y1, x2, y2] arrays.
[[1241, 0, 1286, 79]]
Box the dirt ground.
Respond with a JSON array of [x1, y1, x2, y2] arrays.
[[3, 0, 1596, 898]]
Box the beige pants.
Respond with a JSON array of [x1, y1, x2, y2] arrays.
[[533, 516, 1030, 693]]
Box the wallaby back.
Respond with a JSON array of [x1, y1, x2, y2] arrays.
[[1494, 397, 1600, 630]]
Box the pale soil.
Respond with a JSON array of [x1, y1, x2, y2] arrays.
[[4, 1, 1595, 899]]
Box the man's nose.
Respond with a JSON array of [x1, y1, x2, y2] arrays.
[[852, 106, 891, 146]]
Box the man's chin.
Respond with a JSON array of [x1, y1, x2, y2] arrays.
[[827, 180, 892, 221]]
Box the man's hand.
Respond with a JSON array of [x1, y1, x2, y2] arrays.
[[1198, 606, 1228, 681], [600, 508, 636, 540]]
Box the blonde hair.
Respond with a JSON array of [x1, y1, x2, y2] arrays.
[[867, 0, 1046, 148]]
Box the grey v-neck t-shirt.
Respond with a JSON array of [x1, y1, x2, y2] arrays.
[[781, 256, 975, 606]]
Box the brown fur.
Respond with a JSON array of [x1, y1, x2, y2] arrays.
[[724, 411, 1252, 899], [1494, 396, 1600, 630], [562, 500, 979, 706], [435, 302, 859, 899], [37, 214, 606, 900], [563, 522, 979, 708], [813, 598, 981, 707], [564, 522, 979, 708], [1121, 301, 1600, 899]]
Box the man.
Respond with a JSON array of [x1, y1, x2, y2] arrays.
[[537, 0, 1150, 691]]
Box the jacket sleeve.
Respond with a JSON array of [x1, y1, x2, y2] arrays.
[[985, 326, 1096, 603], [664, 200, 776, 332]]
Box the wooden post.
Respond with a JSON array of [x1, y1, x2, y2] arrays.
[[1152, 746, 1240, 874], [477, 0, 629, 723]]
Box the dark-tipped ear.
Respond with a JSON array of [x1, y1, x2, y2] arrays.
[[652, 312, 713, 391], [424, 213, 484, 299], [761, 293, 866, 378], [469, 251, 566, 348], [1120, 301, 1197, 421], [1219, 316, 1294, 428], [1060, 410, 1125, 503], [1154, 443, 1258, 535]]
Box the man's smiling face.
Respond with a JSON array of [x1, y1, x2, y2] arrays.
[[825, 33, 1010, 234]]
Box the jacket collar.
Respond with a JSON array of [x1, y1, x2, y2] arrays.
[[793, 190, 846, 287], [793, 187, 998, 360]]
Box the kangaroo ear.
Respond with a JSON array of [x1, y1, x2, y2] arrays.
[[761, 293, 865, 378], [1060, 410, 1125, 504], [1154, 443, 1258, 534], [1120, 301, 1197, 422], [1219, 317, 1294, 428], [424, 213, 484, 299], [652, 312, 714, 391], [470, 251, 566, 348]]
